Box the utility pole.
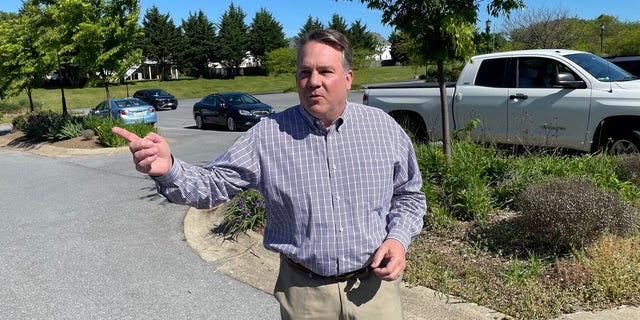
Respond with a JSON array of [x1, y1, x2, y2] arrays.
[[600, 24, 605, 54]]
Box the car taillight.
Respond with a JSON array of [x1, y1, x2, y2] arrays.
[[362, 93, 368, 105], [149, 107, 156, 113], [119, 110, 128, 115]]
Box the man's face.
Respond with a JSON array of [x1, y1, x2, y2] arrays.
[[296, 41, 353, 126]]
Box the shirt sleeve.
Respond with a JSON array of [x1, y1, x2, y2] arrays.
[[152, 131, 260, 209], [385, 134, 427, 251]]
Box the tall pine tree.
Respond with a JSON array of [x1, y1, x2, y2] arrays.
[[180, 10, 216, 78], [141, 6, 180, 81], [217, 3, 248, 77], [248, 7, 287, 67]]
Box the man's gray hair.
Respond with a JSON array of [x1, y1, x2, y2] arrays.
[[296, 29, 353, 72]]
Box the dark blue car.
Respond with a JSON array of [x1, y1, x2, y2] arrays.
[[193, 92, 274, 131]]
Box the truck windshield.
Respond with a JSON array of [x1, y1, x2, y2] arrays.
[[565, 53, 635, 82]]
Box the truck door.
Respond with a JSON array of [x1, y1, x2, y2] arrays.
[[454, 57, 510, 144], [507, 57, 591, 151]]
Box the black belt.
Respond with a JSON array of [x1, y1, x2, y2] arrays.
[[281, 254, 370, 282]]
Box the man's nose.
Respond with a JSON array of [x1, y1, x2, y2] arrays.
[[308, 71, 320, 86]]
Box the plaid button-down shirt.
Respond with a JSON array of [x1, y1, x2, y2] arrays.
[[154, 102, 426, 276]]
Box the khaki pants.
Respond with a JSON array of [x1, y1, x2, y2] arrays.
[[274, 255, 404, 320]]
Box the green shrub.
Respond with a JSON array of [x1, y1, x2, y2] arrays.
[[420, 140, 509, 223], [220, 189, 267, 239], [615, 153, 640, 186], [12, 110, 87, 141], [515, 177, 639, 251], [45, 116, 85, 140], [11, 114, 28, 131]]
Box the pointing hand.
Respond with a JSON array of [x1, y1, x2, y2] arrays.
[[112, 127, 173, 176]]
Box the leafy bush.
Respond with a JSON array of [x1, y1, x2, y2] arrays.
[[45, 116, 85, 140], [12, 110, 85, 141], [220, 189, 267, 239], [417, 140, 510, 223], [515, 177, 639, 251], [11, 114, 28, 131], [615, 153, 640, 186]]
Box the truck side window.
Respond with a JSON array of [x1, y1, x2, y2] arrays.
[[475, 58, 508, 87], [518, 57, 583, 88]]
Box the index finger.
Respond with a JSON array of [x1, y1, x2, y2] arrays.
[[112, 126, 140, 143]]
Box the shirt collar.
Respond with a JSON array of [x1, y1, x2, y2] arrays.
[[297, 102, 350, 133]]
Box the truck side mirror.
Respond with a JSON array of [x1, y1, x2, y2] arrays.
[[554, 72, 586, 89]]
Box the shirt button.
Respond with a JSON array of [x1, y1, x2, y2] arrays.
[[338, 227, 343, 232], [336, 195, 341, 201]]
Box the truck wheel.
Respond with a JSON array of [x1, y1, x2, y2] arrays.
[[608, 130, 640, 155], [394, 114, 428, 143]]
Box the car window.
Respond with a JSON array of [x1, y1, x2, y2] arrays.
[[565, 53, 633, 82], [202, 95, 214, 105], [214, 96, 225, 107], [517, 57, 581, 88], [475, 58, 508, 88], [239, 94, 259, 104], [115, 99, 145, 108], [151, 89, 169, 96]]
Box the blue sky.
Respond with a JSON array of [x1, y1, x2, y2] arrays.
[[1, 0, 639, 39]]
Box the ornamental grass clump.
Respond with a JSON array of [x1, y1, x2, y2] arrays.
[[615, 153, 640, 186], [515, 176, 639, 252], [220, 189, 267, 239]]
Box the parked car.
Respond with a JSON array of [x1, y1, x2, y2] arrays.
[[606, 55, 640, 77], [132, 88, 178, 110], [193, 92, 274, 131], [89, 98, 157, 125]]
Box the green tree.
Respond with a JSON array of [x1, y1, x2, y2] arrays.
[[141, 6, 180, 81], [70, 0, 142, 102], [353, 0, 525, 158], [248, 7, 287, 67], [180, 10, 217, 78], [0, 7, 50, 110], [217, 3, 249, 77], [328, 14, 348, 34], [347, 19, 378, 69], [265, 47, 297, 76], [388, 30, 411, 65], [296, 16, 324, 40]]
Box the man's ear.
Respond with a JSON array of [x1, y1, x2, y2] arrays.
[[345, 69, 354, 90]]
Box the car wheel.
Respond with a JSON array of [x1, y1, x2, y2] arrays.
[[226, 117, 237, 131], [195, 115, 206, 130], [608, 130, 640, 155], [171, 106, 177, 110]]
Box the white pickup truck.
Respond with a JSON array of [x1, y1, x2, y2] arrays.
[[363, 49, 640, 154]]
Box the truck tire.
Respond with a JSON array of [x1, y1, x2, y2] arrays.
[[393, 114, 428, 143], [607, 130, 640, 155]]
